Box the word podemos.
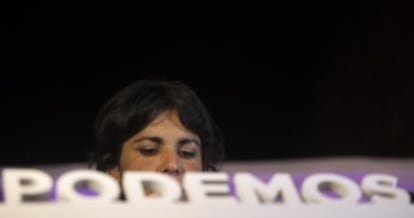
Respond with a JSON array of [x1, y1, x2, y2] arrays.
[[1, 169, 411, 204]]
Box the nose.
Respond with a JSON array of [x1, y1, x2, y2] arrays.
[[160, 148, 183, 176]]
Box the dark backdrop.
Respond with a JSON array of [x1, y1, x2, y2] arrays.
[[1, 1, 413, 165]]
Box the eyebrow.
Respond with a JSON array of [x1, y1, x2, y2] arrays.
[[133, 136, 200, 146], [178, 138, 201, 147], [133, 136, 163, 144]]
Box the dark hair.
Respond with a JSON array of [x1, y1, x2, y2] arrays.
[[89, 80, 225, 172]]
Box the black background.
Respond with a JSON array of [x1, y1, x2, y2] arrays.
[[1, 1, 413, 165]]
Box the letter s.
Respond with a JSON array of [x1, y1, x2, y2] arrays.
[[361, 174, 410, 204]]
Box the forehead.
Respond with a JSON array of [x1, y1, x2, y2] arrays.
[[149, 110, 182, 127], [134, 110, 200, 140]]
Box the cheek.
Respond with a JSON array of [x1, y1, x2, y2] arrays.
[[119, 148, 160, 171], [121, 157, 160, 171], [182, 158, 203, 171]]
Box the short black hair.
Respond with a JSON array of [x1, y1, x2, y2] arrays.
[[89, 80, 225, 172]]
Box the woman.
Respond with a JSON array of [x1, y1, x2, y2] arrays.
[[89, 79, 225, 198]]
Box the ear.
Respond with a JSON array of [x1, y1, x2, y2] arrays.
[[106, 166, 121, 182]]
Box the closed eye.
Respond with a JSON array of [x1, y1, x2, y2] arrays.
[[139, 148, 159, 156], [178, 150, 197, 159]]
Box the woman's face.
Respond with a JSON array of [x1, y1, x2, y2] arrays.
[[108, 110, 202, 183]]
